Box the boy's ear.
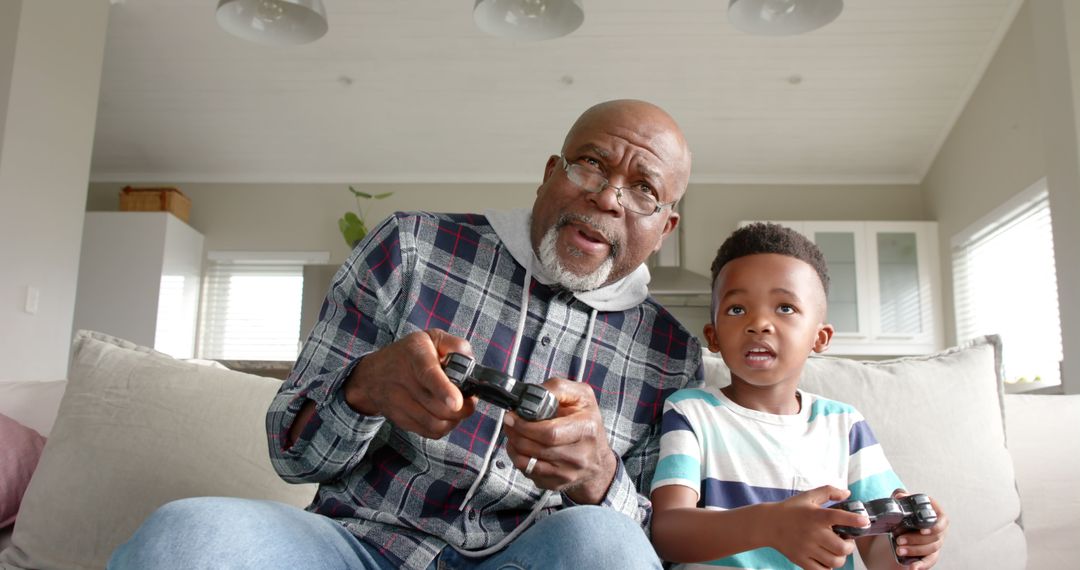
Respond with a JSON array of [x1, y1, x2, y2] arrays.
[[703, 323, 721, 353], [812, 323, 834, 353]]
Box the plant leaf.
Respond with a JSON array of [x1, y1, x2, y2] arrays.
[[353, 190, 373, 199], [339, 214, 367, 248], [373, 192, 394, 199]]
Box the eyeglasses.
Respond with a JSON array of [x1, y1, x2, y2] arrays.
[[558, 156, 677, 216]]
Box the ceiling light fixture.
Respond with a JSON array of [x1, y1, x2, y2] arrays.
[[216, 0, 328, 46], [473, 0, 585, 41], [728, 0, 842, 36]]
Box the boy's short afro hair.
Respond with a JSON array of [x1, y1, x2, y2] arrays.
[[710, 222, 830, 294]]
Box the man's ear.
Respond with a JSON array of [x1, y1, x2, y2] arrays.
[[538, 155, 560, 194], [812, 323, 834, 353], [652, 211, 680, 253]]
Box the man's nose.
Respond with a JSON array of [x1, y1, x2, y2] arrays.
[[586, 183, 624, 214]]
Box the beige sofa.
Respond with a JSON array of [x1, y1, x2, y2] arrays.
[[0, 331, 1077, 569]]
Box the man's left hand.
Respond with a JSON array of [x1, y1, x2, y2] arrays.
[[501, 377, 616, 504]]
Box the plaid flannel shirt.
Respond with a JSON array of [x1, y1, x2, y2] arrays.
[[267, 211, 702, 569]]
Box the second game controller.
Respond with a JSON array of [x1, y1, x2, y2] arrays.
[[830, 494, 938, 565]]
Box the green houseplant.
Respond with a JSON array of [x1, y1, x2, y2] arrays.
[[338, 186, 392, 248]]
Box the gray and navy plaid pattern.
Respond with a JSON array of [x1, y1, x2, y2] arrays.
[[267, 211, 702, 569]]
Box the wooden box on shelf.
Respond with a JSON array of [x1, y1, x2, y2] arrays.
[[119, 186, 191, 223]]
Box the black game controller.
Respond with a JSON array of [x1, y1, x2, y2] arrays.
[[830, 494, 938, 565], [441, 352, 558, 421]]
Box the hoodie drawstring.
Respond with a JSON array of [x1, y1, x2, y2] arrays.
[[459, 267, 533, 509], [456, 276, 600, 557]]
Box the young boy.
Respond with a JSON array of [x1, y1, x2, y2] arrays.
[[650, 223, 947, 570]]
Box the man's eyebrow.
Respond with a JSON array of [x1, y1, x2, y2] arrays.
[[636, 162, 663, 182], [574, 144, 609, 159], [572, 144, 665, 185]]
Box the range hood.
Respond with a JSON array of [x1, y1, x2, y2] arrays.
[[647, 265, 712, 296], [645, 212, 713, 298]]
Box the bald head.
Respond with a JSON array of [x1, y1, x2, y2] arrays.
[[562, 99, 692, 199]]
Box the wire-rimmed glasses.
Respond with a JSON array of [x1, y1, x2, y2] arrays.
[[558, 156, 676, 216]]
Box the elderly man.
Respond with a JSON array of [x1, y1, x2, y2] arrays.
[[110, 99, 702, 570]]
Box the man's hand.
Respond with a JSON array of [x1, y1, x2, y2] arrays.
[[501, 377, 616, 504], [342, 330, 477, 439], [766, 485, 868, 570], [888, 490, 949, 569]]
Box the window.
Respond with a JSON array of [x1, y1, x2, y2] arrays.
[[197, 251, 328, 361], [952, 180, 1061, 390]]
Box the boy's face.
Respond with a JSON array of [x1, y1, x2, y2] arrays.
[[703, 253, 834, 391]]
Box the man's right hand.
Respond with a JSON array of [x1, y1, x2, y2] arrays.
[[343, 330, 477, 439]]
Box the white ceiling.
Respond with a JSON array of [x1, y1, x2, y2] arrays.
[[91, 0, 1023, 185]]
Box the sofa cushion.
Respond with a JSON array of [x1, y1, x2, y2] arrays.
[[0, 414, 45, 529], [0, 331, 317, 570], [702, 335, 1025, 569], [1004, 393, 1080, 569]]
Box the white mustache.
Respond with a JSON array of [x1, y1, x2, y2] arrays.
[[556, 213, 620, 259]]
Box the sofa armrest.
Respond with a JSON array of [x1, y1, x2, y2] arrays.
[[1004, 394, 1080, 567], [0, 381, 67, 437]]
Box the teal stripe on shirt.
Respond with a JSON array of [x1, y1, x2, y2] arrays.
[[808, 398, 855, 423], [704, 547, 855, 570], [850, 470, 905, 503], [655, 453, 699, 483], [667, 388, 724, 406]]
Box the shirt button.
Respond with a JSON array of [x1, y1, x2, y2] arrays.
[[541, 336, 551, 346], [468, 510, 477, 521], [495, 460, 506, 469]]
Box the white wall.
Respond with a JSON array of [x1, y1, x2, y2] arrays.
[[0, 0, 20, 162], [1031, 0, 1080, 395], [922, 1, 1046, 347], [0, 0, 109, 381], [922, 0, 1080, 394], [89, 181, 924, 279], [88, 182, 542, 265]]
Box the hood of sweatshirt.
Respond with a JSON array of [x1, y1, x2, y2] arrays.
[[485, 208, 650, 312]]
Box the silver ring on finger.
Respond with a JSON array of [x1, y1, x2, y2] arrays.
[[525, 456, 538, 476]]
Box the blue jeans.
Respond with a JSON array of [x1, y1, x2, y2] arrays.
[[108, 497, 662, 569]]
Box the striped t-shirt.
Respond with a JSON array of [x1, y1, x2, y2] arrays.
[[652, 386, 903, 570]]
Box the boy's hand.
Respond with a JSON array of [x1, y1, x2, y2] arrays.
[[889, 490, 949, 569], [767, 485, 869, 570]]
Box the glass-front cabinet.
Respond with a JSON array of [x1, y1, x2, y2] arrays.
[[739, 221, 943, 356]]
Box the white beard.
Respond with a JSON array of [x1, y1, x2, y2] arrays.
[[537, 225, 614, 292]]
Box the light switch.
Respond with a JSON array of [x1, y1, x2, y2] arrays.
[[25, 286, 39, 315]]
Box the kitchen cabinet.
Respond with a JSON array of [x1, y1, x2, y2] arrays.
[[740, 221, 943, 356]]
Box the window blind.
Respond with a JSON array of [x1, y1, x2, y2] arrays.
[[197, 260, 304, 361], [952, 190, 1061, 385]]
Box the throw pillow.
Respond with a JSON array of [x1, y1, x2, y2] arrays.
[[0, 331, 317, 570], [700, 335, 1025, 569], [0, 414, 45, 528]]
